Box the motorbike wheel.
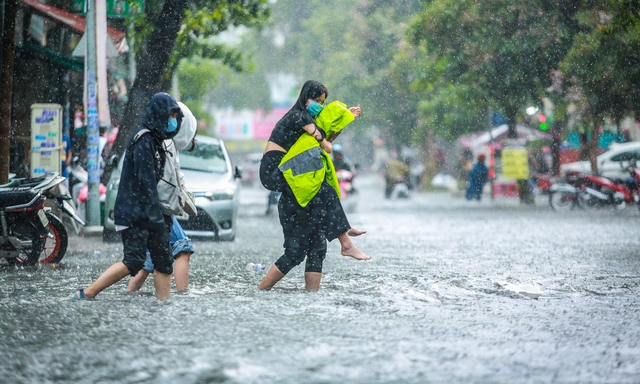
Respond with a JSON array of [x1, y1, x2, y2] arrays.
[[40, 213, 68, 264], [576, 191, 601, 210], [549, 191, 576, 211], [8, 220, 45, 265]]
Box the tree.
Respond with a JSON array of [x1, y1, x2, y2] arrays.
[[102, 0, 270, 184], [560, 0, 640, 173], [410, 0, 582, 139]]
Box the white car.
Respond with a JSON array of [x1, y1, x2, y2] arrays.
[[560, 141, 640, 180]]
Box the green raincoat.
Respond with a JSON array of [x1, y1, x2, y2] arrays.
[[278, 101, 355, 207]]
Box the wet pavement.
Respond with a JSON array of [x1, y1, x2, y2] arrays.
[[1, 173, 639, 383]]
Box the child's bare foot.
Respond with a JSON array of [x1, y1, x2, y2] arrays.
[[347, 227, 366, 237], [341, 243, 371, 260]]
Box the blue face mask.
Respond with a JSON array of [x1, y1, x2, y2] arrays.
[[307, 100, 324, 117], [167, 117, 178, 133]]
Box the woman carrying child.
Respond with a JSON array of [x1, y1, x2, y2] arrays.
[[258, 80, 370, 292]]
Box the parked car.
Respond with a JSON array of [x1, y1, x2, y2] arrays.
[[560, 141, 640, 180], [103, 136, 242, 242]]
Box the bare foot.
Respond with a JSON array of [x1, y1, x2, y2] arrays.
[[341, 243, 371, 260], [347, 227, 367, 237]]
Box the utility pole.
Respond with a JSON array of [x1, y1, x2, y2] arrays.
[[488, 109, 495, 200], [0, 0, 17, 184], [85, 0, 101, 231]]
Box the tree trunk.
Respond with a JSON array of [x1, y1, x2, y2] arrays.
[[101, 0, 188, 184], [420, 128, 437, 189], [588, 118, 600, 174], [0, 0, 17, 183], [505, 105, 518, 139]]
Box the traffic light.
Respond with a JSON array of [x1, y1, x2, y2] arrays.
[[539, 114, 548, 131]]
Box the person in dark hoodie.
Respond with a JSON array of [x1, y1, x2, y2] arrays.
[[73, 93, 183, 300], [258, 80, 370, 292]]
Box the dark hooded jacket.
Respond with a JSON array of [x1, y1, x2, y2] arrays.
[[114, 93, 183, 230], [268, 80, 327, 152]]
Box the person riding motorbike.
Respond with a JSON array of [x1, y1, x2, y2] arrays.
[[383, 155, 411, 198], [332, 144, 355, 173]]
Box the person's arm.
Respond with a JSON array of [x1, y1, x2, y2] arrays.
[[65, 149, 72, 166], [303, 123, 332, 153]]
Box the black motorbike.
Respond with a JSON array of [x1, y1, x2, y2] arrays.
[[0, 173, 70, 265]]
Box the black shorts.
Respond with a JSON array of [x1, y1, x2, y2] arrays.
[[121, 225, 173, 275]]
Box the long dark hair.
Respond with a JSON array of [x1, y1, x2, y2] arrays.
[[292, 80, 328, 112]]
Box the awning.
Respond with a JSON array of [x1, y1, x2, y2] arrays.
[[459, 124, 553, 149], [20, 0, 128, 53]]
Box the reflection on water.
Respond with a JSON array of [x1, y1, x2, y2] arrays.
[[0, 176, 639, 383]]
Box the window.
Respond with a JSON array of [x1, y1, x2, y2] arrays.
[[610, 150, 640, 162], [180, 143, 228, 173]]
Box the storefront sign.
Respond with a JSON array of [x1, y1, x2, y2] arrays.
[[72, 0, 144, 18], [30, 104, 63, 177], [501, 147, 529, 180]]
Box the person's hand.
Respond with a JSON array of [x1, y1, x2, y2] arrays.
[[328, 131, 342, 143], [349, 105, 361, 118]]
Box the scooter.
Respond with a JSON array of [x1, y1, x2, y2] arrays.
[[548, 171, 586, 211], [336, 169, 358, 212], [0, 173, 67, 265], [576, 166, 640, 210]]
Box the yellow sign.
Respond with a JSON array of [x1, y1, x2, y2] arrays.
[[501, 148, 529, 179]]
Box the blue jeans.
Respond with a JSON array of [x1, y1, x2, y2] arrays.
[[143, 216, 194, 272]]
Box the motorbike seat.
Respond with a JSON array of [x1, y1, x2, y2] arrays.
[[0, 187, 40, 208], [5, 175, 49, 188]]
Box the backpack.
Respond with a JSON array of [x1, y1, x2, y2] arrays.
[[133, 129, 187, 216]]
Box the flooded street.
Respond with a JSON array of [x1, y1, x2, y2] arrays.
[[1, 174, 639, 383]]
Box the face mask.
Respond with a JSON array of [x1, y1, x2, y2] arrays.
[[307, 100, 324, 117], [167, 117, 178, 133]]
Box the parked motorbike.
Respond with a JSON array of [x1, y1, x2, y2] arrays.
[[548, 171, 586, 211], [0, 173, 68, 265], [44, 182, 85, 236], [576, 166, 640, 210]]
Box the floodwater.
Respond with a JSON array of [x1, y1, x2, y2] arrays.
[[1, 174, 639, 383]]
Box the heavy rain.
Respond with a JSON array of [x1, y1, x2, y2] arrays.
[[1, 0, 640, 383]]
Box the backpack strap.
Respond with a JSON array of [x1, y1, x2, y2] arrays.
[[132, 128, 151, 144]]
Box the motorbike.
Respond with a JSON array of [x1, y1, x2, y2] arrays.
[[548, 170, 585, 211], [575, 166, 640, 210], [336, 169, 358, 212], [0, 173, 69, 265]]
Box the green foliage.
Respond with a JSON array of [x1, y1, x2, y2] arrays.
[[410, 0, 581, 137], [125, 0, 270, 80], [560, 0, 640, 121]]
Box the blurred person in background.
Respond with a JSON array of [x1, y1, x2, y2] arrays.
[[465, 153, 488, 201], [383, 154, 411, 198]]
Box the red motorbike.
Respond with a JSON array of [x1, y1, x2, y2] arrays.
[[576, 167, 640, 210], [336, 169, 358, 212], [549, 171, 587, 211]]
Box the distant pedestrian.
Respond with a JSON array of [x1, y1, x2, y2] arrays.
[[72, 92, 183, 300], [466, 154, 488, 201]]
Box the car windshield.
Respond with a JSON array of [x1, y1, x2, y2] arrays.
[[180, 142, 228, 173]]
